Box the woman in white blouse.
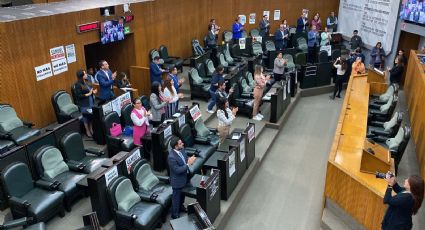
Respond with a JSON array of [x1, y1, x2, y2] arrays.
[[216, 97, 238, 144], [131, 98, 150, 146], [162, 78, 182, 118]]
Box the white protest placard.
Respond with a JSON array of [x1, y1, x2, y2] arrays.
[[125, 149, 141, 174], [65, 44, 76, 63], [102, 102, 112, 115], [240, 140, 246, 161], [52, 58, 68, 75], [274, 10, 281, 21], [119, 92, 131, 107], [105, 166, 118, 186], [178, 115, 185, 127], [238, 15, 246, 25], [50, 46, 66, 62], [320, 45, 332, 57], [283, 85, 287, 100], [34, 63, 53, 81], [249, 13, 256, 24], [263, 11, 270, 19], [229, 150, 236, 177], [247, 125, 255, 143], [111, 97, 121, 116], [189, 105, 202, 122], [164, 125, 172, 138], [239, 38, 246, 50]]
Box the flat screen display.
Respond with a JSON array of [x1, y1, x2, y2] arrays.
[[100, 19, 125, 44], [400, 0, 425, 25]]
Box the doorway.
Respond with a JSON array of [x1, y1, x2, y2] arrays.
[[397, 31, 420, 86]]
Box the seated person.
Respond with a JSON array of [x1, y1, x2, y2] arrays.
[[216, 97, 237, 144], [351, 57, 366, 75]]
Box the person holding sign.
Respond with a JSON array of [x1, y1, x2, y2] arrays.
[[259, 15, 270, 37], [216, 97, 237, 144], [168, 137, 197, 219], [74, 69, 97, 138], [232, 17, 244, 43], [95, 60, 116, 104], [130, 98, 150, 146]]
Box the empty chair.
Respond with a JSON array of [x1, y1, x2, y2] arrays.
[[192, 39, 205, 56], [159, 45, 183, 72], [1, 162, 65, 223], [188, 68, 210, 101], [318, 50, 329, 63], [193, 118, 220, 147], [368, 95, 397, 122], [241, 30, 248, 38], [0, 217, 46, 230], [231, 83, 254, 118], [121, 103, 134, 127], [296, 37, 308, 53], [245, 71, 255, 89], [33, 145, 86, 211], [251, 41, 263, 57], [295, 52, 307, 67], [140, 95, 151, 111], [150, 49, 174, 70], [250, 28, 260, 37], [107, 176, 164, 230], [0, 139, 15, 154], [102, 111, 135, 156], [0, 104, 41, 145], [370, 83, 398, 106], [223, 44, 243, 65], [60, 132, 108, 174], [283, 54, 296, 72], [205, 59, 215, 76], [222, 31, 233, 43], [218, 53, 237, 72], [240, 78, 253, 96], [195, 62, 211, 82], [264, 40, 276, 52], [130, 160, 172, 208], [367, 112, 403, 139], [51, 90, 81, 124]]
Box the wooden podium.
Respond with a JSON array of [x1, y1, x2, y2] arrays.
[[367, 67, 387, 83], [360, 140, 394, 174]]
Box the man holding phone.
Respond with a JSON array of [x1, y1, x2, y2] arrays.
[[168, 137, 197, 219]]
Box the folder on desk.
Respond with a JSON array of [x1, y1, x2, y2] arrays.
[[360, 139, 392, 174]]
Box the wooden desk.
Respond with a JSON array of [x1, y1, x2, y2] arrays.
[[367, 67, 386, 83], [324, 75, 395, 230]]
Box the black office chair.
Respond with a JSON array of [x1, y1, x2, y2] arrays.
[[367, 112, 403, 139], [370, 83, 399, 106], [129, 160, 172, 209], [188, 68, 210, 101], [196, 62, 212, 82], [283, 54, 296, 72], [106, 176, 164, 230], [0, 217, 46, 230], [102, 111, 135, 156], [250, 28, 260, 37], [244, 71, 255, 90], [51, 90, 81, 124], [1, 162, 65, 222], [223, 44, 243, 64], [368, 95, 398, 122], [60, 132, 108, 174], [0, 104, 41, 145], [120, 103, 134, 127], [205, 59, 215, 76], [159, 45, 183, 72], [230, 83, 254, 118], [217, 52, 237, 72], [149, 49, 175, 70], [318, 50, 329, 63], [33, 145, 86, 211], [222, 31, 233, 44], [140, 95, 151, 111], [193, 118, 220, 148], [295, 52, 307, 68], [192, 39, 206, 57]]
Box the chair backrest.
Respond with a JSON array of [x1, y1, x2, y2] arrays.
[[241, 30, 248, 38], [318, 50, 329, 63], [297, 37, 308, 51], [132, 160, 159, 191], [265, 40, 276, 52], [245, 71, 255, 88], [150, 49, 164, 64], [0, 104, 23, 133], [380, 95, 395, 113], [55, 91, 79, 115], [102, 111, 121, 136], [159, 45, 169, 59], [252, 41, 263, 56], [189, 68, 204, 85], [398, 126, 411, 157], [60, 132, 87, 161], [223, 31, 233, 43], [295, 52, 307, 66], [250, 28, 260, 37], [107, 177, 141, 212], [205, 59, 215, 75], [196, 62, 207, 79], [121, 103, 134, 127], [283, 54, 294, 64], [1, 162, 34, 198], [35, 145, 69, 179], [224, 45, 234, 64], [140, 95, 151, 111], [194, 118, 210, 138], [192, 39, 205, 56], [219, 53, 228, 67], [240, 78, 251, 93], [178, 124, 194, 147]]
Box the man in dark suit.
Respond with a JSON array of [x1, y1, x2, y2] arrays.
[[296, 13, 309, 33], [274, 24, 287, 51], [168, 137, 196, 219], [95, 60, 116, 103], [259, 15, 270, 37], [150, 56, 165, 84]]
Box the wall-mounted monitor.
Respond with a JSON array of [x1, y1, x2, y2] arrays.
[[400, 0, 425, 25], [100, 19, 125, 45]]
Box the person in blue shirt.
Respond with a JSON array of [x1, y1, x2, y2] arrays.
[[207, 65, 225, 113], [95, 60, 116, 103], [232, 17, 244, 43], [168, 66, 184, 109], [150, 56, 165, 84], [307, 25, 319, 63]]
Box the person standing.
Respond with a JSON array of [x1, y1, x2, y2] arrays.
[[130, 98, 150, 146], [382, 173, 424, 230], [311, 13, 322, 32], [274, 24, 285, 51], [350, 30, 363, 51], [216, 80, 233, 100], [370, 42, 385, 69], [150, 56, 165, 84], [206, 24, 218, 61], [74, 69, 97, 137], [209, 18, 221, 35], [207, 66, 225, 114], [308, 25, 319, 63], [320, 27, 331, 46], [162, 78, 181, 118], [388, 56, 405, 84], [216, 98, 237, 144], [259, 15, 270, 37], [168, 66, 184, 109], [232, 17, 244, 43], [252, 65, 270, 121], [326, 12, 338, 32], [330, 57, 347, 99], [273, 52, 287, 81], [150, 82, 169, 127], [296, 12, 309, 32], [168, 137, 197, 219], [95, 60, 116, 103]]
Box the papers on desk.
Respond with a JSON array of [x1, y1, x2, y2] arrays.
[[240, 140, 246, 161], [120, 87, 133, 92], [231, 132, 241, 140], [172, 113, 181, 118], [373, 68, 384, 75], [229, 151, 236, 177]]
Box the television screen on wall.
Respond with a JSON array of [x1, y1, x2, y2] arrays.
[[400, 0, 425, 25], [100, 19, 125, 45]]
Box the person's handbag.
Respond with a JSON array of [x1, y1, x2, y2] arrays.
[[109, 123, 122, 137]]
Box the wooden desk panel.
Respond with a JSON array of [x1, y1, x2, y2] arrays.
[[324, 75, 394, 230]]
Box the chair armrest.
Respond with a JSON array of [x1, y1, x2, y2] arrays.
[[371, 129, 391, 137], [369, 121, 385, 127], [9, 196, 31, 209], [0, 217, 31, 229], [185, 147, 200, 157], [85, 147, 105, 156], [35, 179, 60, 190], [369, 110, 384, 116], [115, 210, 137, 227], [22, 121, 34, 128], [194, 137, 210, 145], [371, 136, 387, 143], [0, 131, 11, 139], [137, 190, 156, 202], [208, 128, 218, 133], [67, 160, 86, 172], [156, 175, 170, 184], [368, 104, 381, 110]]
